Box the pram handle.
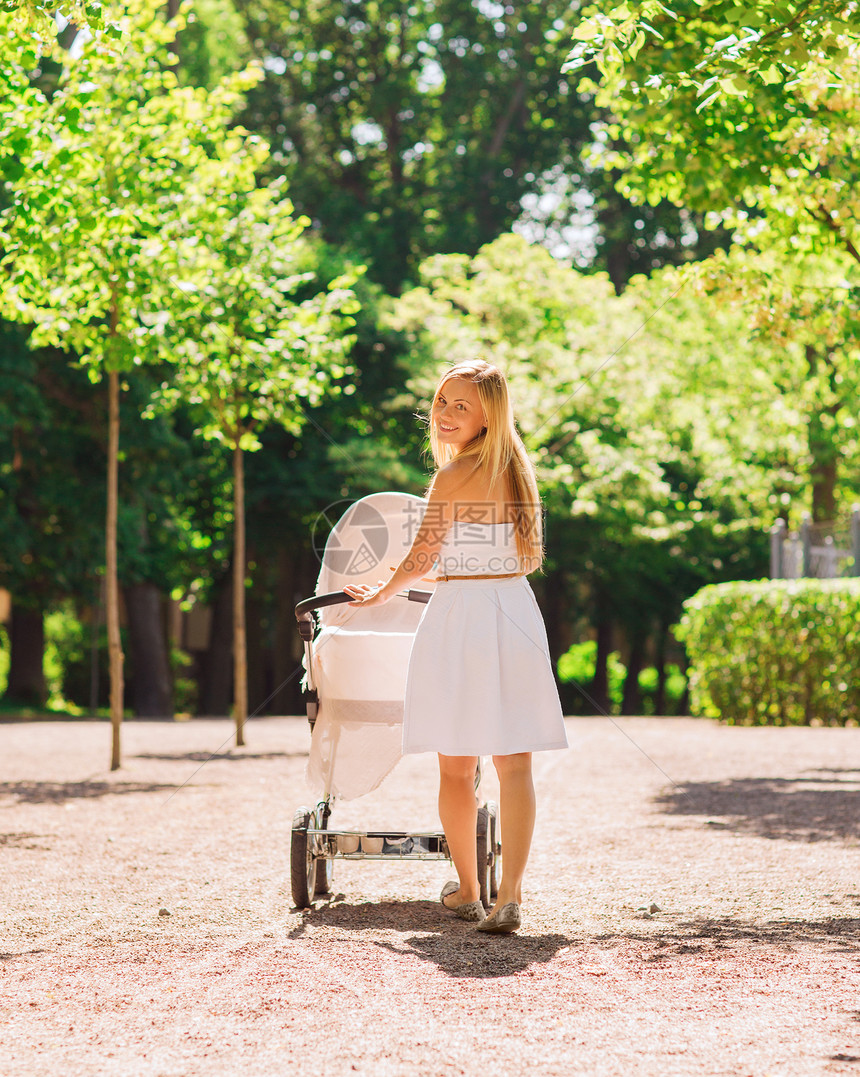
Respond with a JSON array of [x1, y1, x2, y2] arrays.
[[294, 589, 433, 637]]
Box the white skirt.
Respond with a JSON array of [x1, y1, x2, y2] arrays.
[[402, 576, 568, 756]]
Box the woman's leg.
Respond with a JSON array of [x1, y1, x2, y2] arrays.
[[491, 752, 535, 909], [438, 753, 480, 905]]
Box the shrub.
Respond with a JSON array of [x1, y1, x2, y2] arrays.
[[44, 604, 101, 708], [556, 641, 687, 715], [637, 663, 688, 715], [676, 579, 860, 726], [557, 640, 626, 713]]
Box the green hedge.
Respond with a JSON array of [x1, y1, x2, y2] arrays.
[[676, 579, 860, 726]]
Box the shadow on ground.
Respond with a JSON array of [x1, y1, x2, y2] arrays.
[[656, 768, 860, 842], [292, 898, 571, 980], [0, 950, 47, 963], [0, 780, 179, 805], [592, 913, 860, 961], [294, 899, 860, 979], [134, 750, 306, 764], [0, 831, 55, 849]]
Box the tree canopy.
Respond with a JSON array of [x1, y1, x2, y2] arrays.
[[0, 0, 358, 755], [233, 0, 591, 289], [2, 0, 858, 725], [566, 1, 860, 265], [389, 233, 829, 706]]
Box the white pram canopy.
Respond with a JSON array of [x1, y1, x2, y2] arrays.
[[304, 492, 433, 800]]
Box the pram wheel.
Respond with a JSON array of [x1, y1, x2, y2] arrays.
[[313, 810, 334, 897], [290, 808, 314, 909], [476, 806, 491, 909], [476, 803, 502, 908], [291, 806, 334, 908], [486, 801, 501, 899]]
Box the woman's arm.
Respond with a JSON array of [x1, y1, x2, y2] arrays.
[[343, 467, 460, 607]]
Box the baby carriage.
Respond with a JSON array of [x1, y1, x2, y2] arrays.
[[291, 491, 502, 909]]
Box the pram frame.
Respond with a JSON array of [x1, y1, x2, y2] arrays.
[[291, 588, 502, 910]]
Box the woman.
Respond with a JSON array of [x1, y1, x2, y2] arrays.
[[345, 359, 567, 934]]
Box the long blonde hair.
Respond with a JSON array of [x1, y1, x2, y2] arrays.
[[428, 359, 543, 569]]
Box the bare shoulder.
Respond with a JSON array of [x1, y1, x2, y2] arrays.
[[432, 458, 513, 522], [431, 458, 475, 497]]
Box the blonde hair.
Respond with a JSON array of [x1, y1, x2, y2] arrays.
[[428, 359, 543, 569]]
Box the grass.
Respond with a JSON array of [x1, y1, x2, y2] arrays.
[[0, 698, 115, 721]]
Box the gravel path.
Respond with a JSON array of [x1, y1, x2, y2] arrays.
[[1, 715, 859, 1076]]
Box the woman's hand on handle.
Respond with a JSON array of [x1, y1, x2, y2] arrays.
[[343, 581, 392, 607]]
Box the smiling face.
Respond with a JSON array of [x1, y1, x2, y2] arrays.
[[432, 377, 488, 450]]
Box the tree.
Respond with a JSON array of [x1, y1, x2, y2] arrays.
[[172, 0, 254, 90], [565, 1, 860, 538], [390, 233, 833, 708], [0, 326, 103, 705], [0, 0, 117, 34], [150, 182, 358, 745], [233, 0, 595, 290], [0, 0, 269, 766], [565, 1, 860, 266], [691, 246, 860, 522], [567, 1, 855, 103], [0, 311, 243, 715]]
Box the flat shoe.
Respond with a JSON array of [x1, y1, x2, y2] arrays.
[[440, 881, 460, 904], [440, 882, 486, 922], [476, 902, 521, 934]]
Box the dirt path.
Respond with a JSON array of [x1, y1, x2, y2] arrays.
[[1, 715, 858, 1076]]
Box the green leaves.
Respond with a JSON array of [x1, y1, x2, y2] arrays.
[[148, 167, 359, 450], [567, 1, 860, 266], [2, 0, 117, 35], [678, 579, 860, 725], [237, 0, 596, 291], [390, 234, 803, 629], [0, 0, 275, 379], [0, 0, 359, 591]]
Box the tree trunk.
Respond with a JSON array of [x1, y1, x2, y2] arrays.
[[198, 572, 233, 716], [106, 369, 124, 769], [621, 632, 646, 715], [88, 577, 104, 714], [654, 621, 669, 716], [539, 568, 568, 670], [124, 581, 174, 717], [233, 442, 247, 746], [245, 582, 267, 717], [166, 0, 181, 61], [6, 603, 47, 707], [272, 545, 302, 715], [595, 179, 634, 296], [806, 345, 839, 523], [590, 608, 613, 714]]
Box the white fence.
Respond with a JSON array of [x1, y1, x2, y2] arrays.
[[770, 508, 860, 579]]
